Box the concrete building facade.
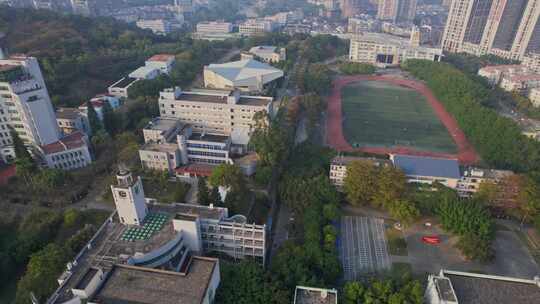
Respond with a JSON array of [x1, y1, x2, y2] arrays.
[[442, 0, 540, 60], [203, 59, 284, 92], [55, 107, 91, 136], [349, 32, 443, 67], [241, 46, 287, 63], [138, 117, 235, 173], [0, 54, 92, 169], [196, 21, 233, 34], [425, 270, 540, 304], [158, 87, 272, 146], [377, 0, 417, 23], [239, 19, 276, 36]]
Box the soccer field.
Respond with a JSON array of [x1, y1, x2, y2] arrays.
[[341, 81, 457, 153]]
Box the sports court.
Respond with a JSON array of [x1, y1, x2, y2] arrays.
[[326, 75, 479, 164], [340, 216, 390, 280], [341, 81, 457, 154]]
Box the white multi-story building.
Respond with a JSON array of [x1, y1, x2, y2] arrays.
[[294, 286, 338, 304], [0, 54, 92, 169], [107, 77, 139, 99], [456, 167, 514, 198], [522, 53, 540, 73], [136, 19, 174, 35], [425, 270, 540, 304], [442, 0, 540, 61], [70, 0, 95, 16], [145, 54, 176, 74], [349, 32, 443, 67], [196, 21, 233, 34], [529, 87, 540, 107], [78, 94, 120, 121], [38, 131, 93, 170], [500, 73, 540, 93], [108, 54, 176, 98], [239, 19, 277, 36], [139, 117, 235, 173], [241, 46, 287, 63], [158, 87, 273, 147], [56, 107, 91, 136], [477, 65, 530, 85], [204, 59, 284, 92]]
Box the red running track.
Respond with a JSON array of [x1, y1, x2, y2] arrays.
[[326, 75, 479, 165]]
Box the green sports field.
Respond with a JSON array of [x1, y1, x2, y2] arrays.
[[341, 81, 457, 153]]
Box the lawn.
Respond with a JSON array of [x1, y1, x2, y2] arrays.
[[341, 81, 457, 153]]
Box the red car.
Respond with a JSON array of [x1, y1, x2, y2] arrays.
[[422, 236, 441, 244]]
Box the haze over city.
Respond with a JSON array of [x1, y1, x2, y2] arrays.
[[1, 1, 540, 303]]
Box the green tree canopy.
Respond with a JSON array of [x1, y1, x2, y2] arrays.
[[208, 164, 245, 190]]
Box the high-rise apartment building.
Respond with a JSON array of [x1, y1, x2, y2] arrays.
[[377, 0, 417, 23], [0, 55, 61, 161], [442, 0, 540, 60], [0, 54, 92, 169], [70, 0, 96, 16]]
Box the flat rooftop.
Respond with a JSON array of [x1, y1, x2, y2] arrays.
[[147, 54, 175, 62], [444, 271, 540, 304], [188, 132, 230, 143], [354, 32, 442, 52], [144, 117, 180, 132], [294, 286, 338, 304], [112, 77, 137, 89], [391, 154, 461, 179], [179, 92, 228, 104], [331, 156, 391, 167], [140, 142, 179, 153], [56, 107, 82, 120], [49, 203, 226, 303], [238, 96, 272, 106], [151, 203, 226, 221], [90, 258, 217, 304]]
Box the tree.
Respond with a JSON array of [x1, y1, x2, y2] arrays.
[[10, 128, 35, 181], [343, 279, 423, 304], [101, 101, 117, 135], [436, 197, 495, 261], [516, 176, 540, 224], [249, 111, 290, 167], [343, 160, 379, 205], [208, 164, 244, 190], [172, 182, 190, 202], [198, 177, 210, 205], [15, 244, 68, 304], [216, 260, 288, 304], [456, 233, 494, 262], [339, 62, 376, 75], [388, 200, 420, 225], [373, 165, 407, 208], [86, 100, 102, 133], [403, 59, 540, 172], [209, 187, 222, 206]]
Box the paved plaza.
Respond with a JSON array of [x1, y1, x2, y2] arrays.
[[340, 216, 391, 280]]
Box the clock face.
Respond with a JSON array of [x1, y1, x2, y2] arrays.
[[119, 191, 127, 198]]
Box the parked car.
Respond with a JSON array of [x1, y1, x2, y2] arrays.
[[422, 235, 440, 244]]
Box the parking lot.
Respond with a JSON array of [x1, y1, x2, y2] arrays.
[[340, 216, 391, 280], [402, 221, 540, 278]]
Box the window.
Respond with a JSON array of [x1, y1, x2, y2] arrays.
[[119, 191, 127, 198]]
